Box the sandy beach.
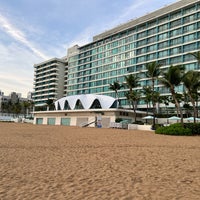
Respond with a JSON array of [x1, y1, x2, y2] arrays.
[[0, 122, 199, 200]]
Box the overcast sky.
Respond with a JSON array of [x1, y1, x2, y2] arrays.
[[0, 0, 178, 97]]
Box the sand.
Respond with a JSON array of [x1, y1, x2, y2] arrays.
[[0, 122, 199, 200]]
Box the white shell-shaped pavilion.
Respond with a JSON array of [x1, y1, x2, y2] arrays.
[[54, 94, 117, 110]]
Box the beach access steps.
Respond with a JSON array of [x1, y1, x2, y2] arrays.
[[80, 120, 96, 127]]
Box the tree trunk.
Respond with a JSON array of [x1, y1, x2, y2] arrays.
[[188, 93, 197, 123]]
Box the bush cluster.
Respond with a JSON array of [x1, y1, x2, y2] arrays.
[[155, 123, 192, 136], [183, 123, 200, 135]]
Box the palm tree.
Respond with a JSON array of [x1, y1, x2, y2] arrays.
[[124, 74, 140, 122], [159, 65, 185, 125], [109, 81, 123, 107], [159, 95, 170, 117], [125, 90, 141, 122], [46, 99, 54, 111], [182, 70, 200, 123], [22, 101, 31, 118], [142, 86, 152, 115], [146, 62, 162, 129], [124, 74, 140, 91], [189, 51, 200, 69]]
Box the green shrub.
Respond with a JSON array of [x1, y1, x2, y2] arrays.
[[184, 123, 200, 135], [155, 123, 192, 136]]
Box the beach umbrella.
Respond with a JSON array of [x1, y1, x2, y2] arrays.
[[142, 115, 156, 124], [186, 117, 200, 121], [142, 115, 154, 119], [168, 116, 181, 120]]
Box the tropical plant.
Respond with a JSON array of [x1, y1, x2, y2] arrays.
[[124, 74, 140, 122], [182, 70, 200, 123], [189, 51, 200, 68], [109, 81, 123, 107], [124, 74, 140, 92], [125, 90, 141, 122], [142, 86, 152, 115], [46, 99, 54, 111], [146, 61, 162, 128], [159, 65, 185, 125]]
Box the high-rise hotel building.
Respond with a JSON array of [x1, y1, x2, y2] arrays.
[[34, 0, 200, 110], [33, 58, 67, 107]]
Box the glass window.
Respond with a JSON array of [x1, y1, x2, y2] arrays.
[[183, 43, 196, 52], [184, 6, 196, 15], [147, 36, 157, 43], [147, 27, 157, 36], [170, 11, 182, 20], [170, 37, 182, 46], [170, 56, 182, 64], [148, 20, 157, 27], [183, 33, 196, 43], [158, 33, 168, 41], [158, 50, 168, 58], [170, 19, 182, 28], [158, 24, 168, 32], [170, 28, 182, 37], [147, 44, 157, 52], [170, 47, 182, 55], [183, 24, 196, 33], [183, 14, 196, 24], [183, 54, 195, 62], [158, 41, 168, 49]]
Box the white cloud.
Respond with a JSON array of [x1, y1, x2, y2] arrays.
[[0, 13, 49, 60]]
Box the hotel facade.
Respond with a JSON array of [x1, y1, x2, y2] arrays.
[[34, 0, 200, 113]]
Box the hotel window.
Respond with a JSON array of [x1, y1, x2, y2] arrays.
[[137, 56, 146, 63], [112, 41, 118, 47], [147, 53, 156, 61], [170, 37, 182, 46], [137, 48, 146, 55], [148, 20, 157, 28], [158, 24, 168, 32], [183, 43, 196, 52], [183, 14, 196, 24], [159, 59, 168, 66], [183, 54, 195, 62], [183, 24, 196, 33], [147, 36, 157, 43], [170, 56, 182, 64], [159, 16, 169, 24], [170, 11, 181, 20], [170, 19, 182, 28], [158, 50, 168, 58], [137, 31, 146, 39], [137, 24, 146, 31], [125, 44, 130, 51], [184, 6, 196, 15], [170, 28, 182, 37], [170, 47, 182, 55], [184, 63, 196, 70], [183, 33, 196, 43], [147, 44, 157, 52], [158, 33, 168, 41], [158, 41, 168, 49], [137, 39, 146, 47], [147, 27, 157, 36]]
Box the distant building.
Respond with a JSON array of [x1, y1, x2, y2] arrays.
[[33, 58, 67, 108], [0, 90, 30, 114]]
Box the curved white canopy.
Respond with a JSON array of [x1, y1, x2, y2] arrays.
[[55, 94, 117, 110]]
